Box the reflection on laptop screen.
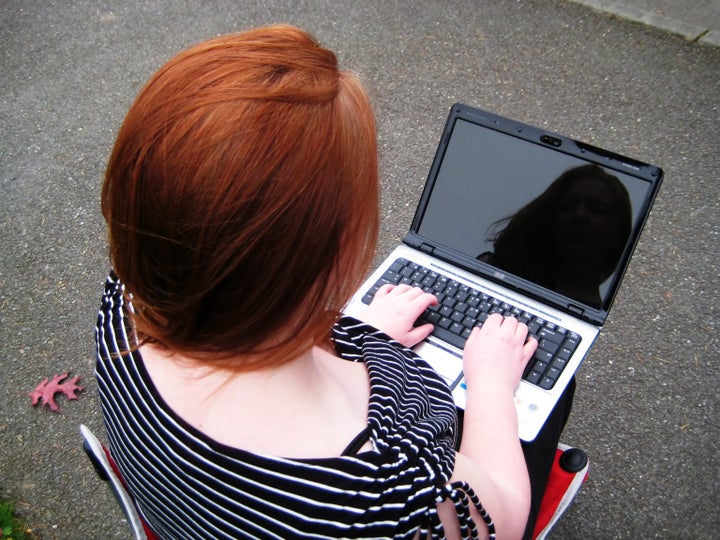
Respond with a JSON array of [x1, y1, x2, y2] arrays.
[[416, 118, 654, 309]]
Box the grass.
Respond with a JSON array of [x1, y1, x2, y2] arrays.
[[0, 498, 36, 540]]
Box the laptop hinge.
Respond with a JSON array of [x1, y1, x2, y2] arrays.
[[419, 243, 435, 254], [568, 304, 584, 317]]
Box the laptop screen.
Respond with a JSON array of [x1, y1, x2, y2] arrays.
[[414, 116, 658, 312]]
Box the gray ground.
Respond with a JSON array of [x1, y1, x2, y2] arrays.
[[1, 1, 718, 538]]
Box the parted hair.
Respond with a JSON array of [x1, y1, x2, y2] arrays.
[[102, 25, 379, 369]]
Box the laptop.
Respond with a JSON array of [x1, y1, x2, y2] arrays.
[[344, 103, 663, 442]]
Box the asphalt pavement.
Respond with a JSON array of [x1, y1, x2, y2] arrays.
[[1, 1, 718, 538]]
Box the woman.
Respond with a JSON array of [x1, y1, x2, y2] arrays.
[[97, 25, 542, 539]]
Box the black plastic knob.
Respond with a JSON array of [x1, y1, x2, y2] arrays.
[[559, 447, 588, 473]]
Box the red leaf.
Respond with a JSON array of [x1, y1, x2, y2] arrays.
[[29, 372, 84, 413]]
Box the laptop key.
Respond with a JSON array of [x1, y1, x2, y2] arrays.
[[538, 338, 561, 355], [426, 311, 441, 325], [430, 325, 468, 350], [422, 273, 438, 287], [546, 366, 562, 381], [529, 360, 548, 374], [551, 356, 568, 370], [450, 322, 464, 335], [538, 327, 564, 345], [527, 320, 543, 335], [389, 260, 406, 273], [564, 337, 580, 352], [533, 349, 553, 365], [441, 297, 457, 309]]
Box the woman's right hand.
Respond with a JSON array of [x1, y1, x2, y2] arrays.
[[359, 284, 438, 348], [462, 313, 537, 394]]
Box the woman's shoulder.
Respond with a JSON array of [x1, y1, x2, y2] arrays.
[[95, 271, 134, 355], [96, 271, 132, 331]]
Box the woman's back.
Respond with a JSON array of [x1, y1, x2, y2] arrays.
[[96, 274, 469, 539], [142, 346, 371, 458]]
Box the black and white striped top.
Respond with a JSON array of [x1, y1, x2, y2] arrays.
[[95, 273, 495, 539]]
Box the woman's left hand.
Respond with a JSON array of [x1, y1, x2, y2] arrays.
[[359, 284, 438, 348]]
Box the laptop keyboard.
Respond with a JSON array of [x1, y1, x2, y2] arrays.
[[361, 258, 581, 390]]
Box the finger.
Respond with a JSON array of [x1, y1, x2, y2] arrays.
[[464, 325, 482, 351], [376, 284, 395, 297], [483, 313, 504, 329], [401, 286, 426, 299], [522, 336, 538, 362], [403, 323, 434, 346], [405, 286, 437, 300], [490, 314, 516, 336], [409, 291, 438, 311], [388, 284, 413, 296], [514, 320, 529, 340]]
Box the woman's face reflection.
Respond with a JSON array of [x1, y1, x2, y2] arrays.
[[484, 164, 632, 307], [553, 177, 620, 258]]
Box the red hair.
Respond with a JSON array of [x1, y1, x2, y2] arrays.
[[102, 25, 378, 369]]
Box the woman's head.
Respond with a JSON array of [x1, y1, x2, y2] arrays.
[[102, 25, 378, 368]]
